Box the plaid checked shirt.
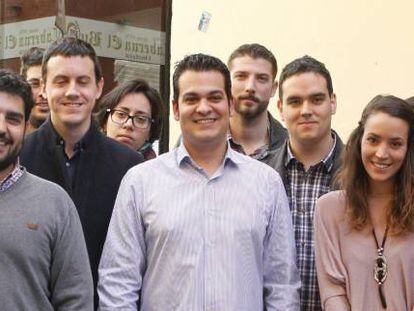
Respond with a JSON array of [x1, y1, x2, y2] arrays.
[[285, 137, 336, 311]]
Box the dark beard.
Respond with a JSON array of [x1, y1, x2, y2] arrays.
[[29, 114, 47, 129], [235, 99, 268, 120], [0, 137, 19, 172]]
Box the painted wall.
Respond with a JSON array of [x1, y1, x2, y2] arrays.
[[169, 0, 414, 147]]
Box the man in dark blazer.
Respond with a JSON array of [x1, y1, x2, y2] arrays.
[[264, 56, 343, 311], [20, 37, 143, 308]]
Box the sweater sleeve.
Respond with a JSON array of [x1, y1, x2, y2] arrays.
[[314, 193, 350, 311], [50, 194, 94, 311]]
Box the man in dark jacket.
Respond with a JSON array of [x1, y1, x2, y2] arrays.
[[265, 56, 343, 311], [20, 37, 143, 308]]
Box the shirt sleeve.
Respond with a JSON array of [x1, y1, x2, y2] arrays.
[[314, 193, 351, 311], [263, 172, 301, 311], [98, 169, 146, 310], [50, 192, 94, 311]]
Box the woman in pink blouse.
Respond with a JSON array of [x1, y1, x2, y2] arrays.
[[315, 95, 414, 310]]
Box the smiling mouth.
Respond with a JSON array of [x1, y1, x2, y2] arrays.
[[195, 118, 216, 124], [62, 102, 82, 107], [0, 138, 11, 147], [372, 162, 391, 169]]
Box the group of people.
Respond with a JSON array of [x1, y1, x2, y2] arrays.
[[0, 36, 413, 311]]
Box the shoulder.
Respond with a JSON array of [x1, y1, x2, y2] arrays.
[[23, 172, 72, 202], [22, 127, 46, 149], [262, 142, 288, 172], [230, 150, 284, 184], [315, 190, 346, 221], [124, 150, 174, 177], [98, 134, 144, 164]]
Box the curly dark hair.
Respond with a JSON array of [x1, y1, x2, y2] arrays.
[[0, 69, 34, 120]]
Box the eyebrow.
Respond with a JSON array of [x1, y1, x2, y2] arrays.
[[6, 111, 24, 119], [310, 93, 326, 97], [366, 133, 405, 141], [116, 107, 150, 116]]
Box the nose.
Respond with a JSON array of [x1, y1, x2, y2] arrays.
[[122, 117, 134, 129], [245, 76, 256, 94], [65, 81, 80, 99], [300, 100, 312, 117], [0, 114, 7, 134], [196, 99, 212, 115], [375, 143, 389, 159]]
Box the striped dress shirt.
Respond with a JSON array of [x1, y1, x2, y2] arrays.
[[98, 143, 300, 311]]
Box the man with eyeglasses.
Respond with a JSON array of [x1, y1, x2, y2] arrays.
[[20, 37, 143, 309], [20, 47, 49, 135]]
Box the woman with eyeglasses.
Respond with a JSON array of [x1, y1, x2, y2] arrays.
[[314, 95, 414, 310], [96, 79, 164, 160]]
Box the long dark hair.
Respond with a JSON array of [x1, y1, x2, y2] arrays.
[[338, 95, 414, 234]]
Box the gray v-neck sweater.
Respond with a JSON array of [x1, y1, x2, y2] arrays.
[[0, 171, 93, 310]]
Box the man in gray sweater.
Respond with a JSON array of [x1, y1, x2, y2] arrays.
[[0, 69, 93, 310]]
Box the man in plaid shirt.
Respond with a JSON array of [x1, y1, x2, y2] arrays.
[[265, 56, 343, 311]]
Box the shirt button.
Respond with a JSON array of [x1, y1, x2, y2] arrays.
[[66, 162, 70, 167]]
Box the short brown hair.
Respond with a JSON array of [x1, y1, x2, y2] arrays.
[[42, 37, 102, 84], [227, 43, 278, 80]]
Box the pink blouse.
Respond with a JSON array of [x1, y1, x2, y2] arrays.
[[314, 191, 414, 311]]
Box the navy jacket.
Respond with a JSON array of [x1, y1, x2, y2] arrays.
[[20, 120, 143, 305]]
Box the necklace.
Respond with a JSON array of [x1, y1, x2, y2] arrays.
[[373, 225, 389, 309]]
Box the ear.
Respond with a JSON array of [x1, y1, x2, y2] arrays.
[[41, 79, 47, 99], [277, 99, 284, 121], [270, 81, 278, 98], [330, 93, 337, 115], [229, 96, 235, 117], [172, 100, 180, 121], [96, 78, 104, 100]]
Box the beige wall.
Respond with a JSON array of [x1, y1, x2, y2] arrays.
[[170, 0, 414, 148]]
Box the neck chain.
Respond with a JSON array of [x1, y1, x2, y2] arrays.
[[373, 225, 389, 309]]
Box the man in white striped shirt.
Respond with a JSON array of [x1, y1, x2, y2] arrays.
[[98, 53, 300, 311]]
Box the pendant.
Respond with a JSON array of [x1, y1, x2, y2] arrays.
[[374, 253, 388, 284]]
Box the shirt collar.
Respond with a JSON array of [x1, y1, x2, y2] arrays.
[[228, 133, 270, 161], [50, 120, 94, 152], [0, 161, 25, 193], [285, 132, 337, 172], [176, 140, 241, 168]]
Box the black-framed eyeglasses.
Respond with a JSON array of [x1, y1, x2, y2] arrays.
[[107, 109, 153, 129]]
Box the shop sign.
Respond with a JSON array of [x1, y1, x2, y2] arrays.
[[0, 16, 165, 65]]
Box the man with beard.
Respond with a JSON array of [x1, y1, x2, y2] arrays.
[[228, 44, 287, 162], [20, 47, 49, 135], [0, 69, 93, 310]]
